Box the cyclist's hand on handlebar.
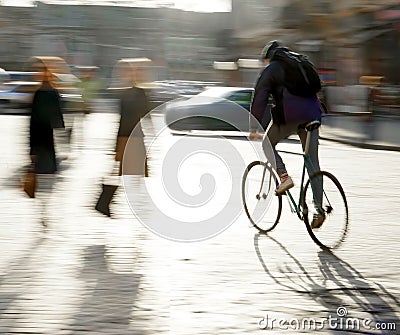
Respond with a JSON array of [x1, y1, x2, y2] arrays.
[[249, 132, 263, 141]]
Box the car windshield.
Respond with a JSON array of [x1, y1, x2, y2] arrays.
[[198, 87, 236, 98], [198, 87, 253, 105]]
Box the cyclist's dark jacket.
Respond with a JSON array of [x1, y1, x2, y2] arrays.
[[250, 57, 322, 130]]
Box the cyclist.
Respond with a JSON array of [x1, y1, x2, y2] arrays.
[[249, 41, 325, 228]]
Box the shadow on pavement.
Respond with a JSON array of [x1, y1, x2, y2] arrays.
[[0, 234, 47, 331], [254, 233, 399, 334], [170, 130, 248, 141], [66, 244, 145, 334], [170, 131, 302, 145]]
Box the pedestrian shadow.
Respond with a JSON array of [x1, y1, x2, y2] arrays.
[[66, 244, 146, 334], [0, 234, 47, 331], [254, 233, 399, 334]]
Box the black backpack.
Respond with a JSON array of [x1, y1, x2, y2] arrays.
[[272, 48, 322, 97]]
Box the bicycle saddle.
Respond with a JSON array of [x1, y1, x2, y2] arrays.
[[304, 120, 321, 132]]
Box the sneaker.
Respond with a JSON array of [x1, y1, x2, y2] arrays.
[[311, 212, 326, 229], [275, 177, 294, 195]]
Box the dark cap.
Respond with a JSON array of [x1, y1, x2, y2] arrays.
[[260, 40, 281, 60]]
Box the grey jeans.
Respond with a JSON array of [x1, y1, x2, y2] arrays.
[[262, 122, 323, 209]]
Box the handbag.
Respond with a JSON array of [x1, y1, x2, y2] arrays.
[[23, 167, 36, 198]]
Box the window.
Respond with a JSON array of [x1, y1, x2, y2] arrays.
[[226, 90, 253, 104]]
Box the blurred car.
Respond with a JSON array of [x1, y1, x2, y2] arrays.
[[148, 81, 182, 108], [148, 80, 223, 109], [0, 68, 83, 113], [0, 68, 8, 83], [165, 86, 254, 131], [0, 74, 39, 108]]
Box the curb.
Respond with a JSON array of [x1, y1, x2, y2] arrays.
[[320, 136, 400, 152]]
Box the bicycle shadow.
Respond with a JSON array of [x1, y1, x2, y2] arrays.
[[254, 233, 399, 334]]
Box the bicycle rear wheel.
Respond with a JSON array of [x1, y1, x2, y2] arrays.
[[302, 171, 349, 249], [242, 161, 282, 233]]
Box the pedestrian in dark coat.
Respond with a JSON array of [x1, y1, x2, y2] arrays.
[[29, 62, 64, 226], [30, 64, 64, 173]]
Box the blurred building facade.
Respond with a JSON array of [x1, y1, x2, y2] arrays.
[[0, 1, 233, 82], [0, 6, 35, 70], [0, 0, 399, 85], [32, 2, 166, 80], [232, 0, 400, 85]]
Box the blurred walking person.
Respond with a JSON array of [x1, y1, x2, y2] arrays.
[[95, 62, 149, 217], [115, 64, 149, 176], [29, 61, 64, 226]]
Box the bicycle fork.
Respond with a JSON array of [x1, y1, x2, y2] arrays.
[[256, 163, 272, 200], [304, 156, 333, 216]]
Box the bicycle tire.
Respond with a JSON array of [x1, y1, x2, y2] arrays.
[[302, 171, 349, 249], [242, 161, 282, 233]]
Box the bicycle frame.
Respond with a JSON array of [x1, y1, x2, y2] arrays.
[[243, 121, 348, 249], [275, 149, 318, 221]]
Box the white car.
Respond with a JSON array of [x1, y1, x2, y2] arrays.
[[0, 78, 39, 108], [165, 86, 254, 131], [0, 71, 83, 113], [0, 68, 8, 83]]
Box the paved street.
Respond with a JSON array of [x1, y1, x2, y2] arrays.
[[0, 108, 399, 334]]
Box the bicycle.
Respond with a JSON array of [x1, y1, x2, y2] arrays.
[[242, 121, 349, 250]]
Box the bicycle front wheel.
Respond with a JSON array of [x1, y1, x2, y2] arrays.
[[242, 161, 282, 233], [302, 171, 349, 249]]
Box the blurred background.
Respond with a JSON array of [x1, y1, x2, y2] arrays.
[[0, 0, 399, 127], [0, 2, 399, 334], [1, 0, 399, 143], [0, 0, 399, 118]]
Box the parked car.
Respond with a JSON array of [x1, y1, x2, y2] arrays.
[[0, 71, 83, 113], [0, 68, 8, 83], [0, 73, 39, 108], [165, 86, 254, 131]]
